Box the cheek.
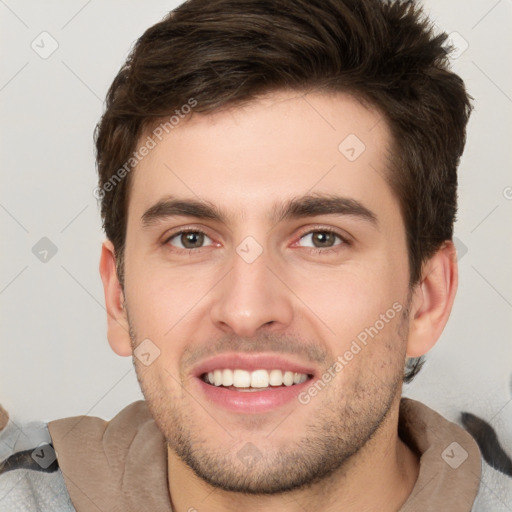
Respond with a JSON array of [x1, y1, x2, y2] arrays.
[[124, 257, 218, 380], [126, 253, 211, 332], [284, 259, 406, 345]]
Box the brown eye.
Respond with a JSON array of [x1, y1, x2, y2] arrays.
[[298, 231, 343, 249], [168, 231, 212, 249]]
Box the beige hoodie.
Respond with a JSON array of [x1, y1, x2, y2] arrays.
[[47, 397, 482, 512]]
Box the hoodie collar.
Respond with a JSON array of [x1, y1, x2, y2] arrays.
[[48, 397, 481, 512], [49, 401, 173, 511]]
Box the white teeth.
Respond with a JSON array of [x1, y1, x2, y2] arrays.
[[268, 369, 283, 386], [204, 369, 309, 388], [222, 369, 233, 386], [294, 372, 308, 384], [250, 369, 269, 388], [283, 371, 294, 386], [233, 369, 251, 388]]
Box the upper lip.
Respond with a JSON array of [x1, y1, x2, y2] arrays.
[[192, 353, 317, 378]]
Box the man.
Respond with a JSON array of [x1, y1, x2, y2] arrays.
[[0, 0, 500, 510]]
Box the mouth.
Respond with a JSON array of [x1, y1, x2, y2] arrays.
[[192, 354, 316, 413]]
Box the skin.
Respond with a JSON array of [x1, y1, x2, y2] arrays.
[[100, 90, 458, 511]]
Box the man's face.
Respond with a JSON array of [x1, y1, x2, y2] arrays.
[[122, 90, 412, 493]]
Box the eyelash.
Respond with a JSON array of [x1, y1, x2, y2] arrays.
[[163, 227, 351, 255]]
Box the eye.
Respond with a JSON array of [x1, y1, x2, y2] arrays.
[[297, 230, 345, 249], [166, 230, 213, 250]]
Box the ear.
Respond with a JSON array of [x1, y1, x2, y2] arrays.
[[99, 239, 132, 357], [406, 241, 458, 357]]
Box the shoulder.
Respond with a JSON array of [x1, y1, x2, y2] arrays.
[[400, 398, 512, 510], [0, 404, 75, 512]]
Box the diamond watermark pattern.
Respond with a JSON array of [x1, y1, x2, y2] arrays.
[[31, 443, 57, 469], [31, 32, 59, 59], [134, 338, 161, 366], [236, 236, 263, 264], [338, 134, 366, 162], [453, 236, 468, 261], [441, 441, 468, 469], [32, 237, 58, 263], [237, 442, 263, 469], [443, 31, 469, 59]]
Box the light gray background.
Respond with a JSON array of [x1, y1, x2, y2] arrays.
[[1, 0, 511, 452]]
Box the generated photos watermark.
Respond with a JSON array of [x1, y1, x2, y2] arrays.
[[93, 98, 197, 200], [298, 301, 403, 405]]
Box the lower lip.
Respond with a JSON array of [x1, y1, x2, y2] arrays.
[[195, 377, 312, 414]]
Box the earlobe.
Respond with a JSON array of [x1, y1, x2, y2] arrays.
[[406, 241, 458, 358], [99, 239, 132, 357]]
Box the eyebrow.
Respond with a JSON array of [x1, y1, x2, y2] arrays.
[[141, 197, 226, 228], [141, 194, 378, 228], [272, 194, 378, 226]]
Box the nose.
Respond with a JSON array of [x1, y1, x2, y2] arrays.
[[209, 245, 294, 338]]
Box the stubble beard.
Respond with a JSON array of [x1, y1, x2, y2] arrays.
[[126, 309, 408, 495]]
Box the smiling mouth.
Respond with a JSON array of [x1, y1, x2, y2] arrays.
[[200, 368, 313, 391]]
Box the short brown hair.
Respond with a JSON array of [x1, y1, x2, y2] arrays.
[[95, 0, 472, 381]]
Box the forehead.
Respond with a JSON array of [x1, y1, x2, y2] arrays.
[[127, 90, 395, 223]]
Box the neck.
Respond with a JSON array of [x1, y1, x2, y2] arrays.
[[167, 400, 419, 512]]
